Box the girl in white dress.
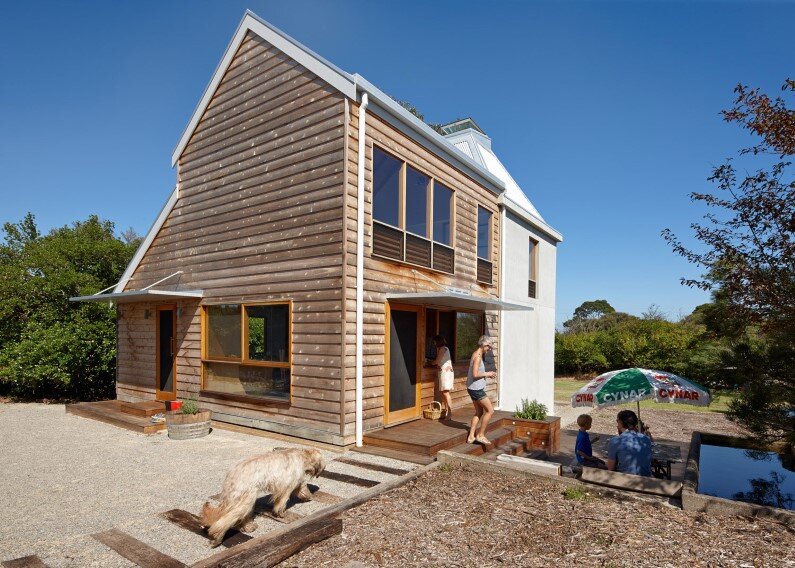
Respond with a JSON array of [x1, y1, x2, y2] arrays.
[[428, 335, 455, 420]]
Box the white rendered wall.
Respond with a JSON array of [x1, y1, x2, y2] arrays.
[[499, 210, 557, 412]]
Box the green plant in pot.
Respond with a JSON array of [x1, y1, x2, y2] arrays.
[[514, 398, 548, 420], [165, 397, 212, 439]]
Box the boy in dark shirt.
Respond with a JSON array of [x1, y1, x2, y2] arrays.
[[575, 414, 606, 468]]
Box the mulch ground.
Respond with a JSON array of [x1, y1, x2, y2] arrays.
[[284, 464, 793, 568]]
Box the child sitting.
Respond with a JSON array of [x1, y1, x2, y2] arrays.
[[575, 414, 606, 469]]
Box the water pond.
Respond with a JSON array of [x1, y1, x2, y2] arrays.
[[698, 443, 795, 510]]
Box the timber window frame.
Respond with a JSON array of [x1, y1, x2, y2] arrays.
[[371, 145, 456, 274], [528, 237, 538, 299], [476, 206, 494, 284], [200, 300, 292, 404]]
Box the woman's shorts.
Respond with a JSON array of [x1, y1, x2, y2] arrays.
[[467, 388, 488, 402]]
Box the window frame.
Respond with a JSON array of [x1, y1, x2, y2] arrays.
[[371, 144, 456, 273], [528, 237, 539, 299], [425, 307, 485, 364], [200, 300, 293, 404], [476, 206, 493, 261]]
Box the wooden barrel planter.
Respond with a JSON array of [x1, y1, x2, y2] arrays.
[[165, 410, 212, 440]]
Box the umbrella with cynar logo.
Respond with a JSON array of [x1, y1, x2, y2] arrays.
[[571, 368, 711, 423]]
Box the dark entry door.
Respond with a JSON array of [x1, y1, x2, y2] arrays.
[[156, 306, 176, 401], [386, 305, 421, 424]]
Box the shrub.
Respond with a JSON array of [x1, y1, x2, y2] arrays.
[[514, 398, 548, 420], [180, 398, 200, 415]]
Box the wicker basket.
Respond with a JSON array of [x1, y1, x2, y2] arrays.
[[423, 401, 443, 420]]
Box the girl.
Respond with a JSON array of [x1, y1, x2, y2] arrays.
[[466, 335, 496, 445], [427, 335, 455, 420]]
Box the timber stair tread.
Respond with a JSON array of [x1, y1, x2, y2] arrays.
[[120, 400, 164, 417], [65, 401, 165, 434], [446, 427, 515, 457], [350, 444, 435, 465]]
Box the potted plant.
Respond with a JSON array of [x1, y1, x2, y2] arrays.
[[506, 398, 561, 455], [165, 398, 212, 439]]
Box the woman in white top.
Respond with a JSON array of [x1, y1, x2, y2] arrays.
[[466, 335, 496, 445], [427, 335, 455, 420]]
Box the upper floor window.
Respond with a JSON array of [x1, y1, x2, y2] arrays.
[[528, 237, 538, 299], [371, 146, 455, 274], [476, 207, 493, 284]]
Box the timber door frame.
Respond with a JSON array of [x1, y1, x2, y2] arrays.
[[384, 303, 423, 425], [155, 304, 177, 401]]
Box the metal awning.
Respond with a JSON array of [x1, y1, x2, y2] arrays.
[[386, 292, 533, 311], [70, 289, 204, 304]]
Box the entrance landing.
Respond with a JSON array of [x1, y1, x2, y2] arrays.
[[362, 410, 516, 456], [65, 400, 166, 434]]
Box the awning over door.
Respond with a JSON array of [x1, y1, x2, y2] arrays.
[[70, 289, 204, 304], [386, 291, 532, 311]]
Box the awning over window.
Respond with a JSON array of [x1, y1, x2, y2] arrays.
[[386, 291, 532, 311], [70, 289, 204, 304]]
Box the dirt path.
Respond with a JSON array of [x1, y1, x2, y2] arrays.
[[285, 464, 794, 568]]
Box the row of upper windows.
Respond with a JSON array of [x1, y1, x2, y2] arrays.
[[372, 146, 493, 282]]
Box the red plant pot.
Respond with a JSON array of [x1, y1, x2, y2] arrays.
[[165, 400, 183, 412]]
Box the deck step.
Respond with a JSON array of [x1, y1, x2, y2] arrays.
[[445, 427, 515, 458], [120, 400, 164, 417], [65, 401, 165, 434]]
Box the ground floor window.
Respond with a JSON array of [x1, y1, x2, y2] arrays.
[[425, 308, 484, 363], [201, 301, 291, 402]]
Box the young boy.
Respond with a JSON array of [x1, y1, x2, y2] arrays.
[[575, 414, 606, 468]]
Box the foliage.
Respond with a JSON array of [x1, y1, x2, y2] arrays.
[[663, 79, 795, 446], [0, 214, 136, 400], [180, 398, 200, 415], [391, 97, 455, 135], [514, 398, 548, 420], [561, 486, 591, 501]]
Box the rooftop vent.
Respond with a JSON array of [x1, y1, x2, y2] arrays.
[[440, 118, 485, 136]]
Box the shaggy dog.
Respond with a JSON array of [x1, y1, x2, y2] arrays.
[[201, 448, 325, 546]]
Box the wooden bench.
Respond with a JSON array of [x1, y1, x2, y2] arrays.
[[580, 467, 682, 497]]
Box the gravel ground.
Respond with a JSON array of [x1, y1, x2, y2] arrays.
[[586, 406, 748, 443], [0, 403, 418, 566], [286, 464, 795, 568]]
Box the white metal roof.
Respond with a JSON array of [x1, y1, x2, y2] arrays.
[[386, 291, 532, 311], [70, 289, 204, 304]]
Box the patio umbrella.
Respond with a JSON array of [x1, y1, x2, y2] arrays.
[[570, 368, 711, 424]]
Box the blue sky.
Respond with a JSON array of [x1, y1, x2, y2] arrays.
[[1, 1, 792, 325]]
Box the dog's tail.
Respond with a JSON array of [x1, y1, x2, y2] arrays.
[[200, 501, 223, 528]]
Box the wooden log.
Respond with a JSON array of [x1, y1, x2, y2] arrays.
[[160, 509, 252, 548], [319, 470, 379, 488], [2, 556, 49, 568], [192, 516, 342, 568], [92, 528, 186, 568]]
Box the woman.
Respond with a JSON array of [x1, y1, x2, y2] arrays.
[[427, 335, 455, 420], [606, 409, 652, 476], [466, 335, 497, 445]]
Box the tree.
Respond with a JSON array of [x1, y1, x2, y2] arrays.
[[663, 79, 795, 445], [0, 214, 136, 400], [563, 300, 617, 331]]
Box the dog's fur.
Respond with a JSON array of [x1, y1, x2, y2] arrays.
[[200, 448, 325, 546]]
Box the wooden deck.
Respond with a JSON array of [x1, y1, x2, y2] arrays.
[[65, 400, 166, 434], [362, 411, 516, 456]]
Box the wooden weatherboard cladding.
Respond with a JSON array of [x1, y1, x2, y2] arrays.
[[122, 31, 349, 442]]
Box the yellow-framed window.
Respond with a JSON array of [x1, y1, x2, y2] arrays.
[[201, 301, 292, 402]]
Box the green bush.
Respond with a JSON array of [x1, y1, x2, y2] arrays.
[[180, 399, 200, 415], [0, 214, 136, 401], [515, 398, 548, 420]]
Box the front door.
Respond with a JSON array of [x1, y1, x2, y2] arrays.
[[156, 306, 177, 401], [385, 304, 422, 424]]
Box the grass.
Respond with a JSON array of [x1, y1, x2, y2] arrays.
[[561, 486, 592, 501], [555, 377, 738, 413]]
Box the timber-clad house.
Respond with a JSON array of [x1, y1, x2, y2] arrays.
[[73, 11, 563, 446]]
